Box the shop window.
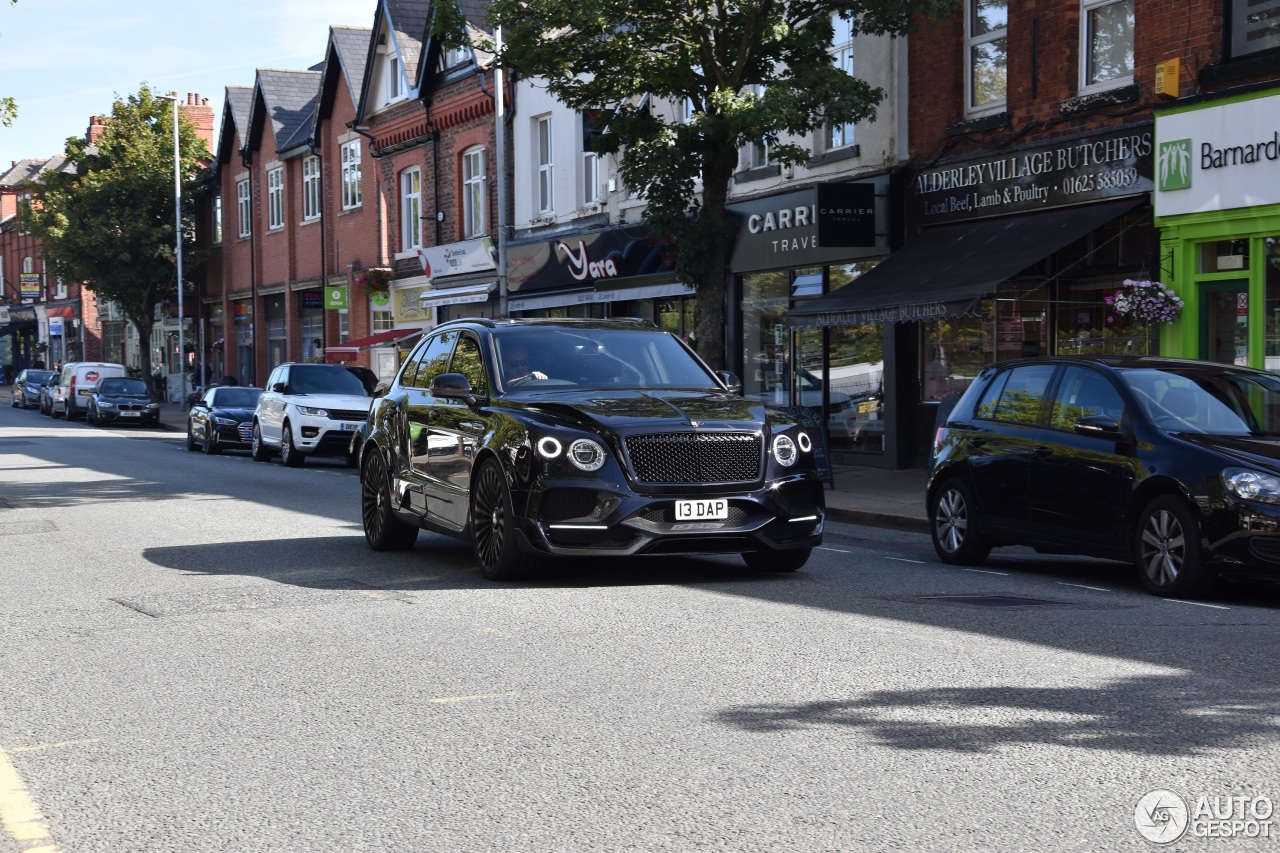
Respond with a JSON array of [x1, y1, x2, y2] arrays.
[[925, 314, 995, 401], [1198, 240, 1250, 273]]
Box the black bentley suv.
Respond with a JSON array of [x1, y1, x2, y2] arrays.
[[357, 318, 826, 580]]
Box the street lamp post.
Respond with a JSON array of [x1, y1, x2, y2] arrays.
[[161, 91, 185, 407]]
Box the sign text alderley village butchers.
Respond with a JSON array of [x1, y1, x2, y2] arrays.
[[911, 125, 1154, 224]]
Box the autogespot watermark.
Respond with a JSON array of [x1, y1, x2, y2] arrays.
[[1135, 789, 1274, 844]]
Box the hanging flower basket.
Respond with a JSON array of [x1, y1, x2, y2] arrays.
[[355, 267, 393, 294], [1105, 279, 1184, 325]]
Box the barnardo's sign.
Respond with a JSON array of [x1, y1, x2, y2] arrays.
[[911, 126, 1153, 225], [1155, 91, 1280, 218], [728, 181, 884, 272], [506, 226, 676, 293], [416, 236, 497, 279]]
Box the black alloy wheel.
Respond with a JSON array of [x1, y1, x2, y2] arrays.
[[280, 424, 304, 467], [1135, 495, 1214, 598], [251, 422, 272, 462], [929, 478, 992, 565], [743, 548, 811, 572], [470, 459, 540, 581], [186, 422, 197, 451], [203, 428, 220, 455], [361, 449, 418, 551]]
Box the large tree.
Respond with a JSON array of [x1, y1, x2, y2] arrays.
[[482, 0, 956, 369], [23, 84, 208, 383]]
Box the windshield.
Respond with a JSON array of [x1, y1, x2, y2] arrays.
[[26, 370, 54, 384], [1119, 367, 1280, 436], [496, 329, 719, 390], [212, 388, 262, 408], [289, 365, 370, 396], [99, 379, 149, 396]]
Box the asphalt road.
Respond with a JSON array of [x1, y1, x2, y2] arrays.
[[2, 403, 1279, 852]]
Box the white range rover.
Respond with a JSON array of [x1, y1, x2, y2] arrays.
[[251, 363, 374, 467]]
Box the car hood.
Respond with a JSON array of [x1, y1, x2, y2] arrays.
[[1178, 433, 1280, 474], [98, 393, 152, 403], [515, 389, 770, 432], [210, 407, 256, 420], [287, 394, 372, 410]]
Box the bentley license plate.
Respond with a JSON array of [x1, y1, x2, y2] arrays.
[[675, 498, 728, 520]]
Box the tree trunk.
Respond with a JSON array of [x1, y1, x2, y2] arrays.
[[690, 153, 737, 373]]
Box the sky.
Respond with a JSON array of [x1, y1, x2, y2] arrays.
[[1, 0, 374, 165]]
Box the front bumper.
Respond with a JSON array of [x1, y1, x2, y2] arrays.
[[519, 472, 825, 558], [288, 416, 361, 456], [1203, 497, 1280, 577]]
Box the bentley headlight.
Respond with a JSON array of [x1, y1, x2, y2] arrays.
[[1223, 468, 1280, 505], [296, 405, 329, 417], [568, 438, 607, 471], [772, 434, 798, 467], [536, 436, 562, 458]]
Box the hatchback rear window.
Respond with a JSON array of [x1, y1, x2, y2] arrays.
[[974, 364, 1056, 425]]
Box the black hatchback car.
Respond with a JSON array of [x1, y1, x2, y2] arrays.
[[11, 368, 56, 409], [928, 355, 1280, 598], [357, 318, 825, 580]]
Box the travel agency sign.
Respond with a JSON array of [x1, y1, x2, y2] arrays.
[[1155, 90, 1280, 217]]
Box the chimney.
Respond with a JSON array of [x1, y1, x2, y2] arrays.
[[85, 115, 107, 144], [177, 92, 216, 150]]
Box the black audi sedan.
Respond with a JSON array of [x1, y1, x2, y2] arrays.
[[187, 386, 263, 454], [85, 377, 161, 427], [11, 368, 56, 409], [357, 318, 825, 580], [928, 355, 1280, 598]]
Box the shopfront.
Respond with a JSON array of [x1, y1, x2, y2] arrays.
[[1154, 88, 1280, 370], [502, 224, 694, 333], [728, 178, 890, 460], [787, 126, 1157, 468]]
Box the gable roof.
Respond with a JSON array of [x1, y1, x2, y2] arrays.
[[356, 0, 430, 120], [311, 26, 374, 142], [250, 69, 322, 157], [215, 85, 255, 169], [0, 155, 73, 189]]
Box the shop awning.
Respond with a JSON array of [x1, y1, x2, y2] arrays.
[[324, 328, 424, 363], [417, 281, 495, 308], [784, 197, 1145, 328]]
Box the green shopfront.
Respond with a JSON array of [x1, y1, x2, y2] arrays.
[[1155, 88, 1280, 369]]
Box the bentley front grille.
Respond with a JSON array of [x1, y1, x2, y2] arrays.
[[623, 432, 762, 485]]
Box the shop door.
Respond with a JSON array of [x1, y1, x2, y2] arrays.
[[1201, 282, 1248, 365]]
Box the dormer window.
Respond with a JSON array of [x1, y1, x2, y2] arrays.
[[444, 43, 470, 69]]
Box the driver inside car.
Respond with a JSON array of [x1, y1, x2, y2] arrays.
[[503, 344, 548, 383]]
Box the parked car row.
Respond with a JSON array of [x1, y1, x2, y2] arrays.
[[10, 361, 164, 426]]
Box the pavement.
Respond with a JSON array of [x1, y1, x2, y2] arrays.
[[7, 391, 932, 535]]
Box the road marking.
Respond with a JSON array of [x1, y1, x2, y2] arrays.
[[1162, 598, 1229, 610], [817, 546, 851, 553], [428, 691, 520, 704], [887, 556, 926, 564], [10, 739, 102, 754], [1055, 582, 1111, 592], [962, 568, 1009, 575], [0, 745, 59, 851]]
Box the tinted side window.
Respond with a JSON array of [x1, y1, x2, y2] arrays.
[[406, 331, 458, 390], [450, 335, 489, 396], [977, 364, 1056, 426], [1049, 366, 1126, 430]]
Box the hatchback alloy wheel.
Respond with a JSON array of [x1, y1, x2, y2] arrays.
[[930, 479, 992, 565], [1135, 495, 1213, 598]]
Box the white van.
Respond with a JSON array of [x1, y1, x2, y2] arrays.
[[55, 361, 128, 420]]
